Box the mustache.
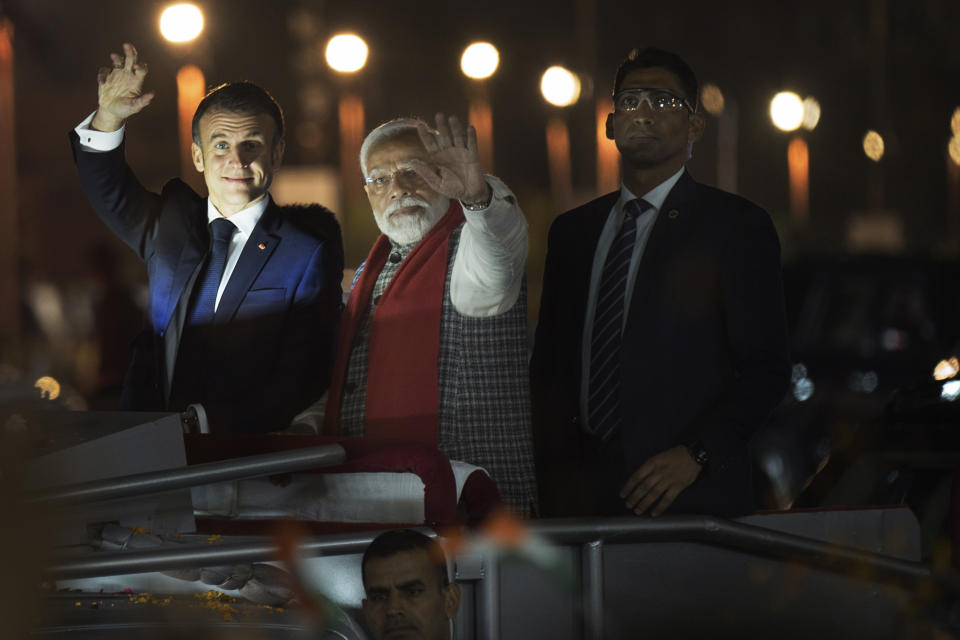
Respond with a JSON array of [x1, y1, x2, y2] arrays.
[[384, 197, 432, 217]]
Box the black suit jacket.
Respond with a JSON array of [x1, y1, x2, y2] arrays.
[[71, 132, 343, 433], [531, 170, 790, 517]]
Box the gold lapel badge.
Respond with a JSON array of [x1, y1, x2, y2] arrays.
[[258, 242, 267, 250], [668, 209, 680, 219]]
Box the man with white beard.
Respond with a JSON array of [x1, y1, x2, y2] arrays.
[[323, 113, 538, 516]]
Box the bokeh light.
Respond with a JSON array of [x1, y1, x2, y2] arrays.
[[802, 97, 821, 131], [159, 3, 204, 43], [34, 376, 60, 400], [540, 66, 580, 107], [770, 92, 804, 132], [950, 136, 960, 167], [934, 357, 959, 381], [325, 33, 368, 73], [461, 42, 499, 80], [863, 130, 885, 162], [700, 83, 725, 116], [951, 107, 960, 137]]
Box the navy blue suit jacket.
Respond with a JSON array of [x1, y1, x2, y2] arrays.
[[531, 171, 790, 517], [70, 132, 343, 433]]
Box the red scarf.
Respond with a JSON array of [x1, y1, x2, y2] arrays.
[[323, 201, 465, 443]]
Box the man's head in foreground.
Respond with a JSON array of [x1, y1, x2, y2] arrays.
[[360, 119, 451, 246], [190, 82, 286, 216], [361, 529, 461, 640]]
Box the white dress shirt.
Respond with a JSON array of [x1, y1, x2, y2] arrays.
[[578, 167, 685, 431]]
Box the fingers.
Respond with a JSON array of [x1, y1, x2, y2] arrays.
[[448, 115, 466, 148], [434, 112, 453, 148], [619, 462, 654, 500], [650, 486, 682, 517], [98, 67, 110, 85], [109, 52, 124, 69], [408, 158, 443, 191], [630, 478, 669, 515], [416, 121, 441, 154], [123, 42, 138, 71], [134, 91, 156, 110], [466, 125, 478, 153]]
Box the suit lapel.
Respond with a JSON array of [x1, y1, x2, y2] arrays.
[[575, 191, 620, 298], [629, 171, 699, 320], [157, 200, 207, 332], [214, 202, 281, 323]]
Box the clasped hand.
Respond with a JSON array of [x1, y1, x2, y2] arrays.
[[620, 445, 703, 517]]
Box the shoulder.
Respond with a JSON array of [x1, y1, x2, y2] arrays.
[[550, 191, 619, 235], [276, 203, 342, 244], [691, 180, 770, 226], [159, 178, 203, 206]]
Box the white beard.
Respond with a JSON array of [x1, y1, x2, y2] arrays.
[[374, 194, 450, 246]]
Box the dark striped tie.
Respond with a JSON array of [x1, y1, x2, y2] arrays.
[[188, 217, 236, 326], [587, 198, 651, 440], [169, 217, 236, 411]]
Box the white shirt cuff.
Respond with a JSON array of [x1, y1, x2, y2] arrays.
[[75, 111, 125, 152]]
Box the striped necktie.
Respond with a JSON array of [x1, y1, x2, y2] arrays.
[[587, 198, 652, 440], [188, 217, 236, 326], [169, 217, 236, 412]]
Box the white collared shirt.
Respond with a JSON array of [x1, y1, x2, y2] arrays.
[[578, 167, 686, 431]]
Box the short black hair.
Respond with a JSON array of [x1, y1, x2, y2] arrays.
[[191, 81, 285, 147], [362, 529, 449, 589], [613, 47, 699, 110]]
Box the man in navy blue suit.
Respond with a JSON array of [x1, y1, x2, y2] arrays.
[[70, 43, 343, 434], [532, 48, 790, 518]]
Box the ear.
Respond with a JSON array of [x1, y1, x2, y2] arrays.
[[605, 113, 615, 140], [191, 142, 204, 173], [443, 583, 461, 619], [272, 138, 286, 171], [687, 112, 706, 144]]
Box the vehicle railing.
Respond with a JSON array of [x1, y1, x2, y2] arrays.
[[27, 443, 347, 506], [45, 515, 929, 583]]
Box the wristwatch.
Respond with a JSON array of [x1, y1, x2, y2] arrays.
[[684, 441, 709, 466], [460, 189, 493, 211]]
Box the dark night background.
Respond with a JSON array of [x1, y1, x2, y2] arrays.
[[1, 0, 959, 401]]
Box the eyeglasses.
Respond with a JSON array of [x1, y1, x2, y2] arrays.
[[612, 88, 694, 114], [363, 167, 426, 194]]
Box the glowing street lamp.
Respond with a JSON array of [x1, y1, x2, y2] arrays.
[[326, 33, 369, 205], [700, 82, 739, 193], [460, 42, 499, 172], [770, 91, 804, 132], [159, 3, 204, 44], [769, 91, 820, 225], [159, 4, 206, 190], [540, 66, 580, 107], [540, 66, 580, 210], [325, 34, 368, 73], [461, 42, 499, 79]]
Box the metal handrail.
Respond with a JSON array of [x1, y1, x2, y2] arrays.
[[28, 444, 347, 506], [46, 515, 931, 584]]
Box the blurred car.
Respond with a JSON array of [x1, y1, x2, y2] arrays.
[[753, 255, 960, 511]]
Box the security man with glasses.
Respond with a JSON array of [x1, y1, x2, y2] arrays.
[[532, 47, 790, 518]]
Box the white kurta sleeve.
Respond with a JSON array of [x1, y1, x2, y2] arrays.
[[450, 176, 528, 317]]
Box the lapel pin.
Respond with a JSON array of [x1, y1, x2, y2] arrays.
[[258, 242, 266, 250], [668, 209, 680, 219]]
